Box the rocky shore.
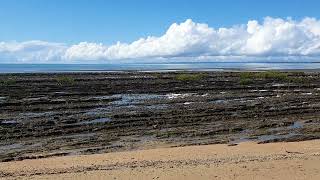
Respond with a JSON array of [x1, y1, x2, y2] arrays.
[[0, 71, 320, 162]]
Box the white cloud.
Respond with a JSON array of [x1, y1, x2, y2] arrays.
[[0, 41, 66, 63], [1, 17, 320, 63], [63, 42, 108, 61]]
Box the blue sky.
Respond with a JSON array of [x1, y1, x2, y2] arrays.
[[0, 0, 319, 44], [0, 0, 320, 63]]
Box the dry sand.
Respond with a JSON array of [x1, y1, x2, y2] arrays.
[[0, 140, 319, 180]]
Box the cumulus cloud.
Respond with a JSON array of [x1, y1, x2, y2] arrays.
[[1, 17, 320, 63], [0, 41, 66, 63]]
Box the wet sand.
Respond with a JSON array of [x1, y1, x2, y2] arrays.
[[0, 140, 319, 180]]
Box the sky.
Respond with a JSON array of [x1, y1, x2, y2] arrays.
[[0, 0, 320, 63]]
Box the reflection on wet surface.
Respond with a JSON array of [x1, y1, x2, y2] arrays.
[[76, 118, 112, 125], [230, 121, 306, 144], [0, 143, 23, 153], [257, 133, 299, 142], [0, 120, 18, 125], [111, 94, 166, 106]]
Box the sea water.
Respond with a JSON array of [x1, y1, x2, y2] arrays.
[[1, 62, 320, 73]]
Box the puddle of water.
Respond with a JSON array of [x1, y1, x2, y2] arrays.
[[0, 97, 6, 102], [166, 93, 196, 100], [85, 94, 168, 113], [183, 102, 193, 105], [1, 120, 18, 124], [250, 90, 268, 92], [273, 84, 285, 87], [230, 137, 252, 144], [20, 112, 56, 118], [240, 99, 255, 103], [230, 126, 301, 144], [229, 129, 253, 144], [54, 92, 68, 95], [0, 143, 24, 154], [111, 94, 165, 106], [130, 75, 153, 78], [269, 121, 303, 132], [230, 132, 299, 144], [258, 133, 297, 142], [240, 129, 252, 134], [288, 121, 303, 129], [76, 118, 112, 125], [212, 99, 227, 104], [0, 143, 22, 152], [87, 93, 196, 114]]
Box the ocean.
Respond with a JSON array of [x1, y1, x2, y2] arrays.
[[1, 62, 320, 73]]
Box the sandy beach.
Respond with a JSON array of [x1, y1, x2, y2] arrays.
[[0, 140, 319, 179]]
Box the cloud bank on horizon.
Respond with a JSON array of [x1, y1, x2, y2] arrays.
[[1, 17, 320, 63]]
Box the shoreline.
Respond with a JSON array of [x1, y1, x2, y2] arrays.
[[0, 140, 319, 179], [2, 62, 320, 74], [2, 68, 320, 74]]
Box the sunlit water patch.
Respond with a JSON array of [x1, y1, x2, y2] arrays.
[[111, 94, 166, 106], [76, 118, 112, 125], [0, 120, 18, 125]]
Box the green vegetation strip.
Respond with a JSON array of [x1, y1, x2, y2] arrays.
[[239, 71, 311, 85], [56, 76, 75, 86], [174, 73, 208, 81]]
